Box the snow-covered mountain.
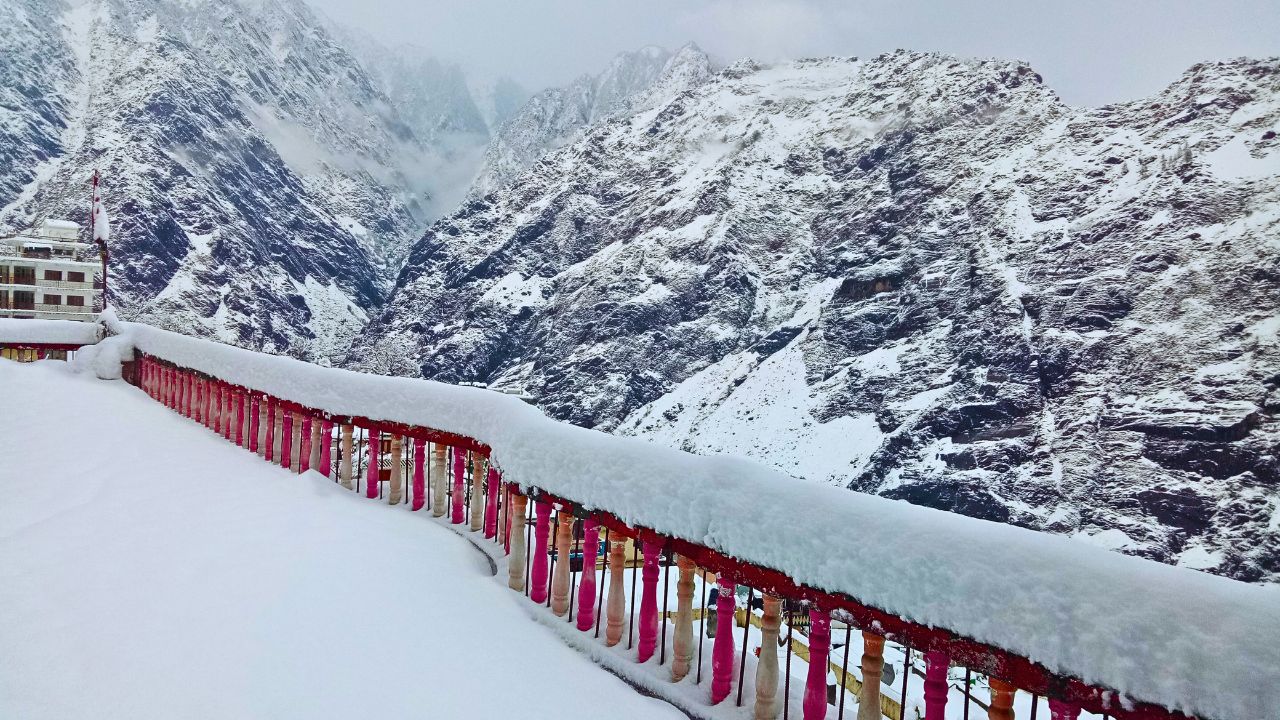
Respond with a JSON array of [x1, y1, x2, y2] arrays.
[[352, 52, 1280, 582], [466, 43, 713, 198], [0, 0, 486, 360]]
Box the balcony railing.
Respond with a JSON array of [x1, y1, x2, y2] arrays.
[[106, 320, 1280, 720]]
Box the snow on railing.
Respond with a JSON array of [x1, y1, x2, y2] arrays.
[[110, 320, 1277, 720]]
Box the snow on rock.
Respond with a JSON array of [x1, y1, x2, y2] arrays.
[[111, 318, 1280, 720], [353, 52, 1280, 584], [0, 360, 684, 720], [0, 318, 102, 345]]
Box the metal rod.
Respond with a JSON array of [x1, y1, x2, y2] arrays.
[[696, 569, 708, 684], [838, 621, 852, 720], [355, 428, 364, 494], [963, 668, 971, 720], [524, 497, 533, 597], [567, 518, 579, 623], [784, 602, 794, 720], [627, 540, 639, 649], [594, 527, 608, 638], [1030, 694, 1039, 720], [545, 509, 558, 608], [736, 586, 752, 706], [899, 645, 911, 720], [659, 546, 671, 665]]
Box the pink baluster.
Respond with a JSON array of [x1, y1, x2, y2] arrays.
[[215, 383, 225, 434], [299, 416, 313, 473], [365, 427, 380, 498], [281, 411, 294, 467], [223, 387, 233, 441], [484, 467, 499, 537], [637, 540, 662, 663], [711, 577, 737, 704], [265, 397, 276, 462], [804, 609, 831, 720], [411, 440, 426, 511], [319, 420, 333, 478], [1048, 700, 1081, 720], [193, 379, 203, 423], [924, 650, 950, 720], [181, 373, 190, 416], [575, 519, 599, 632], [235, 392, 246, 445], [529, 501, 552, 603], [249, 396, 260, 453], [450, 448, 465, 524]]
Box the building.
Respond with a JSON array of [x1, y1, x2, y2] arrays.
[[0, 219, 103, 322]]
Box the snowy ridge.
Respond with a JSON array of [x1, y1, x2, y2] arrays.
[[110, 318, 1280, 720], [356, 51, 1280, 583]]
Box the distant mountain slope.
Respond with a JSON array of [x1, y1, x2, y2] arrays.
[[1, 0, 476, 359], [466, 43, 712, 198], [353, 52, 1280, 582]]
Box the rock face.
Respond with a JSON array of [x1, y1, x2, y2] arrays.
[[0, 0, 481, 360], [466, 43, 713, 198], [353, 52, 1280, 582]]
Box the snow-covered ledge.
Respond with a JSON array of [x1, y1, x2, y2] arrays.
[[106, 318, 1280, 720], [0, 317, 103, 346]]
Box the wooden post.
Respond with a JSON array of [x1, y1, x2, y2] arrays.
[[575, 520, 600, 631], [411, 439, 426, 511], [299, 416, 313, 473], [431, 443, 448, 517], [529, 501, 552, 603], [450, 448, 465, 524], [319, 420, 333, 478], [308, 418, 321, 470], [637, 540, 662, 662], [754, 594, 782, 719], [1047, 700, 1080, 720], [339, 424, 354, 489], [804, 608, 830, 720], [605, 538, 626, 646], [672, 555, 697, 681], [281, 412, 294, 469], [469, 452, 485, 531], [711, 577, 736, 704], [388, 435, 403, 504], [989, 678, 1017, 720], [365, 428, 380, 499], [550, 511, 574, 616], [507, 493, 529, 591], [484, 468, 499, 538], [924, 651, 950, 720], [857, 633, 886, 720]]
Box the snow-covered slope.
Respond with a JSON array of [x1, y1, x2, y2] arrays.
[[353, 52, 1280, 582], [466, 43, 713, 198], [0, 0, 456, 360]]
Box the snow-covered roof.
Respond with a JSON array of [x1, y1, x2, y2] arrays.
[[0, 318, 102, 345], [42, 219, 79, 230], [107, 317, 1280, 720]]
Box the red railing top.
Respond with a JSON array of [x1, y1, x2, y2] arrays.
[[117, 317, 1280, 720]]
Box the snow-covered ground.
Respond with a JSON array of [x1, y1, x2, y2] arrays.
[[0, 360, 683, 719]]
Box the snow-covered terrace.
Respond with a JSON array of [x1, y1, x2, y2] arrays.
[[2, 318, 1278, 720], [0, 360, 682, 719]]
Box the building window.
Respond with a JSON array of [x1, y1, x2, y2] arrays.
[[44, 294, 62, 305], [67, 295, 85, 307], [44, 269, 63, 281], [68, 271, 85, 282]]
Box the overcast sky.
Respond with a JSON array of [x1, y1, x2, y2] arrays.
[[308, 0, 1279, 106]]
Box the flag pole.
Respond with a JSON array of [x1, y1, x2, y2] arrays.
[[90, 169, 109, 311]]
